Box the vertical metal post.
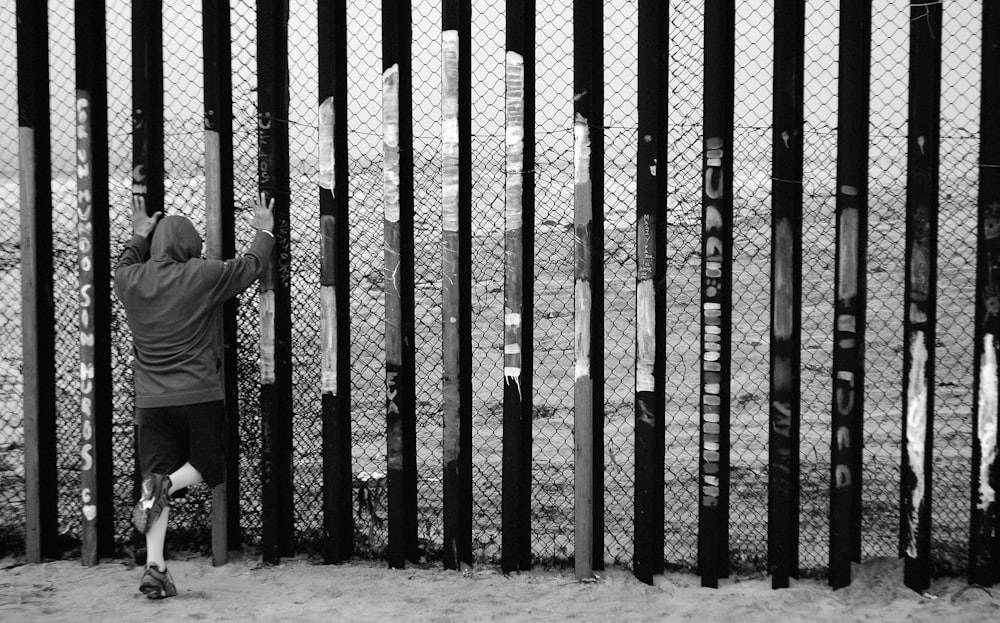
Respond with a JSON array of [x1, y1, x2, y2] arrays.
[[257, 0, 295, 563], [573, 0, 604, 581], [633, 0, 667, 586], [318, 0, 354, 564], [202, 0, 239, 564], [383, 0, 418, 568], [699, 0, 734, 588], [441, 0, 473, 571], [901, 0, 941, 595], [502, 0, 534, 574], [131, 0, 164, 562], [970, 0, 1000, 588], [768, 0, 804, 590], [830, 0, 871, 590], [76, 0, 114, 565], [17, 0, 58, 564], [132, 0, 164, 212]]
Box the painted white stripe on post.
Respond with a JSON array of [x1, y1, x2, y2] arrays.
[[442, 30, 460, 233], [319, 96, 335, 191], [905, 331, 928, 557], [575, 280, 591, 379], [383, 64, 400, 223], [320, 285, 337, 394], [505, 51, 524, 232], [260, 290, 276, 384], [636, 280, 655, 392], [978, 334, 998, 511]]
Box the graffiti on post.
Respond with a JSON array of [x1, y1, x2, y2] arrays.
[[701, 136, 725, 509], [77, 95, 98, 526]]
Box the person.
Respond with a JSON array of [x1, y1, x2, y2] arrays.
[[114, 191, 275, 599]]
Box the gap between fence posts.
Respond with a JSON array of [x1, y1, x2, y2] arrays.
[[16, 0, 59, 564], [383, 0, 419, 569], [318, 0, 354, 565], [901, 0, 941, 595], [768, 0, 804, 591], [573, 0, 604, 581], [970, 0, 1000, 588], [699, 0, 734, 589], [501, 0, 535, 575], [202, 0, 239, 565], [830, 0, 871, 591], [256, 0, 295, 563], [76, 0, 114, 566], [633, 0, 667, 587], [131, 0, 166, 563]]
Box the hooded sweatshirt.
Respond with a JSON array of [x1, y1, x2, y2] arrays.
[[114, 215, 274, 408]]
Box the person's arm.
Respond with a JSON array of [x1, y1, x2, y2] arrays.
[[114, 196, 162, 298], [204, 192, 276, 302]]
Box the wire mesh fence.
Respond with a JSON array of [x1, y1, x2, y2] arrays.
[[0, 0, 985, 577]]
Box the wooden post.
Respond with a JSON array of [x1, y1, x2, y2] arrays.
[[699, 0, 734, 588], [502, 0, 535, 574], [257, 0, 295, 563], [633, 0, 667, 586], [318, 0, 354, 564], [970, 0, 1000, 588], [441, 0, 473, 571], [573, 0, 604, 581], [383, 0, 418, 568], [202, 0, 239, 565], [830, 0, 871, 591], [901, 0, 941, 594], [16, 0, 58, 564], [768, 0, 804, 590], [76, 0, 114, 565]]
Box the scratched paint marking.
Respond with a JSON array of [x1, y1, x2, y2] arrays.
[[978, 335, 998, 511], [905, 332, 928, 558]]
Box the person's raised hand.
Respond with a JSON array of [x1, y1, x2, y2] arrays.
[[131, 194, 162, 238], [247, 191, 275, 234]]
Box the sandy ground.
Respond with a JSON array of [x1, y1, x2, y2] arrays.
[[0, 554, 996, 622]]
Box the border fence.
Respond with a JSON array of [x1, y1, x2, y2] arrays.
[[1, 0, 998, 592]]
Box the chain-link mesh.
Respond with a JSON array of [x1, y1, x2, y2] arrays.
[[0, 0, 985, 576], [0, 0, 24, 555]]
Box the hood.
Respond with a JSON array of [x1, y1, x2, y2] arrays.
[[150, 215, 203, 262]]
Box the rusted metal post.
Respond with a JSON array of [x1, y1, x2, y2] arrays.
[[383, 0, 418, 568], [17, 0, 58, 564], [768, 0, 804, 590], [970, 0, 1000, 588], [633, 0, 667, 586], [318, 0, 354, 564], [573, 0, 604, 581], [699, 0, 734, 588], [202, 0, 239, 564], [76, 0, 114, 565], [257, 0, 295, 563], [501, 0, 535, 575], [901, 0, 941, 595], [441, 0, 473, 571], [830, 0, 871, 591]]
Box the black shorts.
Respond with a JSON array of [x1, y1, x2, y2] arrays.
[[135, 401, 228, 487]]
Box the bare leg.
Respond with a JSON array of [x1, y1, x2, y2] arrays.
[[144, 463, 203, 570], [145, 506, 169, 570], [168, 462, 204, 494]]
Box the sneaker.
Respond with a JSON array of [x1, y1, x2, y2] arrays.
[[132, 473, 172, 534], [139, 564, 178, 599]]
